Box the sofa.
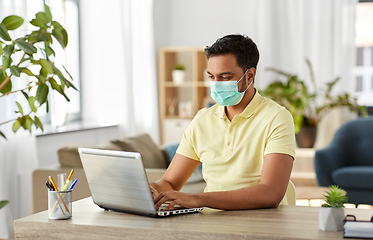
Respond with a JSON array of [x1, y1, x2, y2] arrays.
[[314, 118, 373, 206], [32, 134, 205, 213]]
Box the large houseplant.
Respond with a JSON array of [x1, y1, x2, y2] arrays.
[[260, 59, 367, 147], [319, 185, 348, 231], [0, 4, 76, 139]]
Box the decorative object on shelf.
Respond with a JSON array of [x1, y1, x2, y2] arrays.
[[260, 58, 367, 148], [172, 64, 185, 85], [0, 4, 76, 139], [167, 97, 178, 116], [319, 185, 348, 232], [179, 101, 193, 118]]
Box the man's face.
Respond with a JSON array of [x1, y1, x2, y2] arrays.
[[207, 53, 247, 91]]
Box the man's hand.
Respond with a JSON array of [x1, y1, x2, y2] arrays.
[[153, 190, 202, 210], [149, 184, 159, 199]]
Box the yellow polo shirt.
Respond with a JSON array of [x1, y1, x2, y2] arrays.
[[176, 91, 295, 204]]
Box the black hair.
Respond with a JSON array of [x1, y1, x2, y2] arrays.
[[204, 34, 260, 70]]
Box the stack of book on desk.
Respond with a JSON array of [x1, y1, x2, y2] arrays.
[[344, 219, 373, 239]]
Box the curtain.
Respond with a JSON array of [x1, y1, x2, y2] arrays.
[[79, 0, 159, 143], [120, 0, 160, 141]]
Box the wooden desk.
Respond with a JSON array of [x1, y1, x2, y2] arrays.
[[14, 197, 373, 240]]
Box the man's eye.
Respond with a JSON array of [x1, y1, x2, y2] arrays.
[[208, 75, 214, 79]]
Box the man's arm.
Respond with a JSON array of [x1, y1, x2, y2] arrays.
[[153, 153, 293, 210], [149, 153, 200, 197]]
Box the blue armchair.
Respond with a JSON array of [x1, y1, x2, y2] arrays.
[[314, 118, 373, 205]]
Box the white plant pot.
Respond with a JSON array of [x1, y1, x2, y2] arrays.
[[319, 207, 345, 231], [172, 70, 185, 85]]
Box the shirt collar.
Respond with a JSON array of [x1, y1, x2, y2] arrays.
[[214, 89, 263, 119]]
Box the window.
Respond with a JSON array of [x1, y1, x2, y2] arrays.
[[0, 0, 81, 129], [355, 2, 373, 108], [43, 0, 81, 127]]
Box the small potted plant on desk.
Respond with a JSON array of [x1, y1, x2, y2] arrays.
[[319, 185, 348, 231]]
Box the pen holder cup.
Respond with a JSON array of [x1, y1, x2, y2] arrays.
[[48, 190, 72, 220]]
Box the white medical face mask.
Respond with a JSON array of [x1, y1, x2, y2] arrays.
[[210, 69, 252, 106]]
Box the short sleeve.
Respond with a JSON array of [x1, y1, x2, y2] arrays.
[[176, 111, 202, 161], [264, 109, 296, 158]]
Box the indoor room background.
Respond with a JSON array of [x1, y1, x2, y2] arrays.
[[0, 0, 370, 238]]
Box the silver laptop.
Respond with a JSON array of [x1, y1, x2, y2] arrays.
[[78, 147, 203, 217]]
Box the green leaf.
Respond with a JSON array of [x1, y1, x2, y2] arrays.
[[0, 131, 6, 140], [38, 59, 53, 74], [22, 115, 33, 132], [3, 44, 14, 58], [12, 118, 22, 132], [0, 23, 12, 41], [15, 39, 37, 54], [0, 200, 9, 209], [1, 15, 24, 30], [21, 68, 34, 76], [34, 116, 43, 131], [62, 65, 74, 82], [35, 75, 46, 84], [52, 22, 68, 48], [21, 90, 29, 100], [30, 18, 45, 28], [0, 44, 2, 55], [0, 70, 11, 94], [28, 96, 37, 113], [16, 102, 24, 115], [10, 66, 21, 77], [45, 99, 49, 112], [35, 83, 49, 107], [51, 21, 63, 30], [57, 71, 77, 90], [44, 45, 55, 57], [36, 30, 50, 42], [44, 4, 52, 23], [35, 12, 50, 25], [49, 78, 70, 102], [2, 56, 10, 72]]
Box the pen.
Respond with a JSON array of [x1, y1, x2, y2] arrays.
[[49, 176, 70, 214], [46, 181, 53, 191], [68, 179, 78, 191], [61, 169, 74, 191], [53, 179, 78, 214]]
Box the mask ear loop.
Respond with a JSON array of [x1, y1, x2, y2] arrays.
[[242, 79, 253, 92], [237, 69, 253, 93]]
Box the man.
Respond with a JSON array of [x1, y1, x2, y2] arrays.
[[151, 34, 295, 210]]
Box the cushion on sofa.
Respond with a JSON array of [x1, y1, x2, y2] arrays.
[[332, 166, 373, 191], [58, 142, 123, 167], [111, 134, 169, 169]]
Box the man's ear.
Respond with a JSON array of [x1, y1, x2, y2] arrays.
[[247, 67, 256, 82]]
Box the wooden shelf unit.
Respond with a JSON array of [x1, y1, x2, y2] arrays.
[[159, 47, 210, 144]]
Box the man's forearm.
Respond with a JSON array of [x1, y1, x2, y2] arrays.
[[198, 183, 283, 210]]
